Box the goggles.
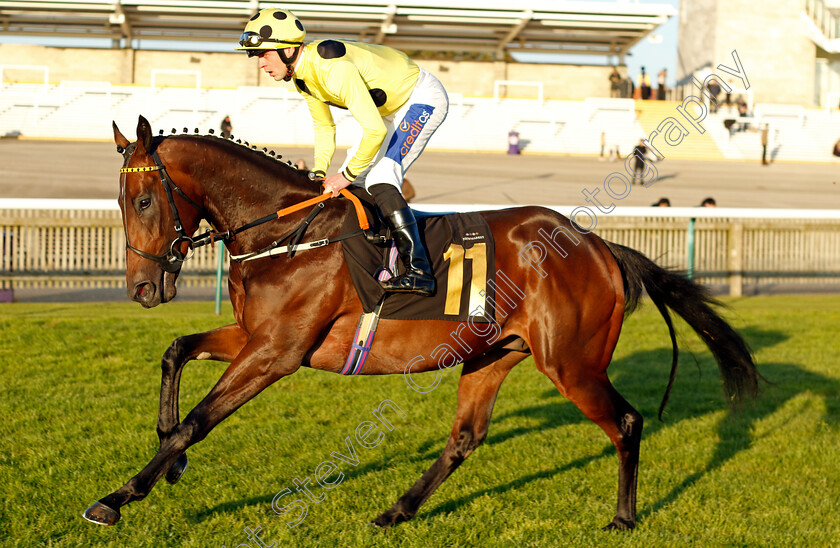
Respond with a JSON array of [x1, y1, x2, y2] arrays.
[[239, 32, 302, 50]]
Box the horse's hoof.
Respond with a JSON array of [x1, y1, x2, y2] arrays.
[[371, 509, 409, 528], [371, 515, 393, 528], [602, 517, 635, 531], [166, 453, 188, 485], [82, 501, 121, 526]]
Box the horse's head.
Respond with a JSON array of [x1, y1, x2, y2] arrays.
[[114, 116, 203, 308]]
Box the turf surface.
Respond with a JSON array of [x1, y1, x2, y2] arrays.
[[1, 295, 838, 547]]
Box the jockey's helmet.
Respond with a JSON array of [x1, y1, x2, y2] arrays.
[[236, 8, 305, 57]]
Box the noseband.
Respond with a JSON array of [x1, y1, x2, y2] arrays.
[[120, 150, 205, 273]]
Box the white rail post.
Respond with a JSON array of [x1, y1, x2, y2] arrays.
[[728, 221, 744, 297]]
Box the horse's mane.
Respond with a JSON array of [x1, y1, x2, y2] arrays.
[[152, 126, 309, 180]]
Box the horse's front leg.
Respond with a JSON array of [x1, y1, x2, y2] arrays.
[[83, 329, 300, 526], [157, 324, 248, 484]]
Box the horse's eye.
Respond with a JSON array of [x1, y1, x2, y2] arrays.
[[139, 198, 151, 210]]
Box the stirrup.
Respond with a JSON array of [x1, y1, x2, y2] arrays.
[[364, 229, 387, 245], [380, 270, 435, 296]]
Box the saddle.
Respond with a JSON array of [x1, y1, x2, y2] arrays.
[[340, 187, 497, 322]]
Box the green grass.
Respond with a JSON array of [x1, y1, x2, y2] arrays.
[[1, 296, 839, 547]]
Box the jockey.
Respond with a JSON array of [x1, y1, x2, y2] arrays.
[[237, 8, 449, 297]]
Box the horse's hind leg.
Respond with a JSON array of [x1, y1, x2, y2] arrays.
[[158, 324, 247, 483], [373, 348, 528, 527], [541, 362, 643, 530]]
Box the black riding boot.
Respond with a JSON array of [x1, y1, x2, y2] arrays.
[[380, 207, 436, 296]]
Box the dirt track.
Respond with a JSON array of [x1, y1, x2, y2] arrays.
[[2, 138, 839, 209]]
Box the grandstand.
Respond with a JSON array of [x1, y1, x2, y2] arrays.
[[677, 0, 840, 108], [0, 0, 839, 161], [0, 0, 672, 57], [2, 78, 840, 162]]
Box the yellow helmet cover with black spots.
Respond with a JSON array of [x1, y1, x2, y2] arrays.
[[237, 8, 305, 52]]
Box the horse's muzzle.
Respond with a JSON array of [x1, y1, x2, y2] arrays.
[[129, 265, 179, 308], [132, 281, 159, 308]]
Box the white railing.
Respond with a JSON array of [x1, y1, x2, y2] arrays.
[[2, 201, 840, 296], [493, 80, 544, 103], [7, 200, 840, 219], [804, 0, 839, 40], [412, 204, 840, 219]]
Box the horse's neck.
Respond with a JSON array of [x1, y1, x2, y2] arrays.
[[175, 138, 330, 253]]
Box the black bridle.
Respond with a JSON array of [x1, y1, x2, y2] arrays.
[[119, 149, 212, 273], [119, 140, 374, 272]]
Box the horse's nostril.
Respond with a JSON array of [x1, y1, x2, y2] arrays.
[[133, 282, 155, 302]]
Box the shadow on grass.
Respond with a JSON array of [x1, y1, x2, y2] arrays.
[[191, 327, 840, 526], [420, 327, 840, 523], [193, 494, 275, 522], [634, 327, 840, 523], [192, 452, 415, 522], [422, 445, 616, 521]]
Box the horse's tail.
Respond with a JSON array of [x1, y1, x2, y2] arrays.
[[603, 240, 760, 419]]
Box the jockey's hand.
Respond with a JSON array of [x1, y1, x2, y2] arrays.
[[323, 172, 352, 197]]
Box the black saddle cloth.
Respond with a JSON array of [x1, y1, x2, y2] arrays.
[[340, 188, 496, 322]]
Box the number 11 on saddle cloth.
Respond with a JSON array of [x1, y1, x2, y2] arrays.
[[339, 207, 500, 375]]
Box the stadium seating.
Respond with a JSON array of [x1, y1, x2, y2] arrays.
[[0, 81, 838, 163]]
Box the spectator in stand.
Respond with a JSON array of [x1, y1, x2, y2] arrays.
[[295, 159, 308, 170], [736, 98, 749, 132], [707, 80, 721, 113], [620, 76, 634, 99], [652, 197, 671, 207], [609, 67, 622, 98], [761, 124, 769, 165], [700, 197, 717, 207], [638, 66, 651, 100], [657, 68, 667, 100], [220, 115, 233, 138]]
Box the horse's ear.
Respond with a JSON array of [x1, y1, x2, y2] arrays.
[[136, 115, 153, 153], [113, 121, 129, 150]]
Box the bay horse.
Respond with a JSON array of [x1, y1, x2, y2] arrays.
[[84, 116, 760, 530]]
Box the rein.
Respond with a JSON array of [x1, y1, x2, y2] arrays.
[[119, 145, 370, 270], [226, 189, 375, 263]]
